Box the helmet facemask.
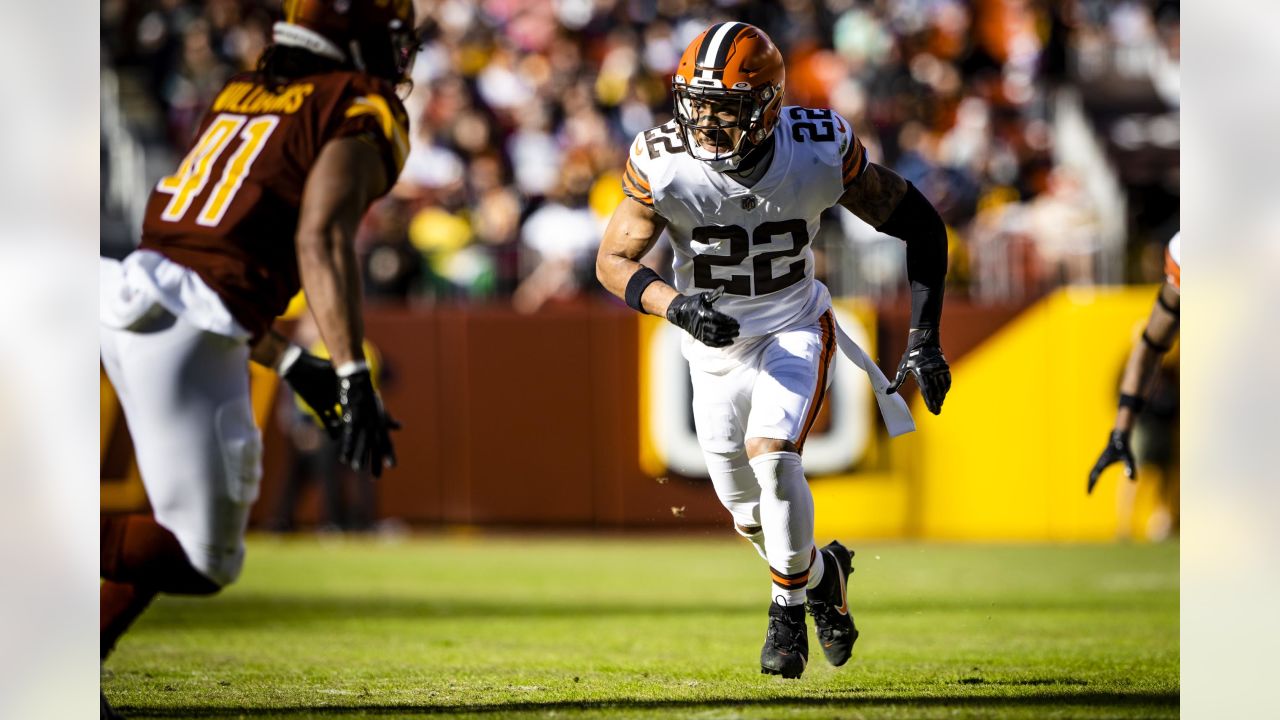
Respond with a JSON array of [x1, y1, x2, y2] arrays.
[[673, 79, 780, 172]]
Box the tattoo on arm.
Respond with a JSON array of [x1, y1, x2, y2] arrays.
[[1143, 282, 1180, 348], [1118, 281, 1180, 406], [839, 163, 909, 228]]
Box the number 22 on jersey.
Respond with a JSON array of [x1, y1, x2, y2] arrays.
[[155, 113, 280, 227], [692, 220, 810, 297]]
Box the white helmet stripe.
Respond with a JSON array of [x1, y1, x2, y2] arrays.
[[696, 22, 724, 65], [699, 21, 743, 69]]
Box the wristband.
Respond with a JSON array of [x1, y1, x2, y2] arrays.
[[277, 344, 304, 375], [1118, 393, 1145, 414], [907, 327, 940, 347], [335, 360, 370, 377], [625, 266, 663, 314]]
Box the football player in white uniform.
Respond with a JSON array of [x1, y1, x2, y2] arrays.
[[597, 22, 951, 678], [1088, 233, 1180, 493]]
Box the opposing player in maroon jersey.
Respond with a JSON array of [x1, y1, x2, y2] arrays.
[[99, 2, 417, 714]]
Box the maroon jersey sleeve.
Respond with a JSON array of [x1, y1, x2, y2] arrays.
[[326, 74, 410, 194], [137, 71, 410, 341]]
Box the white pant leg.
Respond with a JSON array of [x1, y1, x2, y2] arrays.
[[745, 311, 835, 447], [689, 359, 760, 530], [100, 309, 260, 587], [744, 312, 835, 602]]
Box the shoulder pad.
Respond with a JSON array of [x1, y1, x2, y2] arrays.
[[624, 121, 685, 207]]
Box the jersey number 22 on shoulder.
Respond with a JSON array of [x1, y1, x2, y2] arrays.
[[790, 108, 835, 143]]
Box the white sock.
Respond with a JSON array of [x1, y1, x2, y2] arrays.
[[735, 524, 769, 562], [806, 546, 827, 590], [705, 450, 767, 563], [750, 451, 816, 606]]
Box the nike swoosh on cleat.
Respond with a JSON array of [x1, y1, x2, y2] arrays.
[[835, 564, 848, 615]]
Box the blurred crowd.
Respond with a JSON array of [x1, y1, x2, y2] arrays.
[[101, 0, 1180, 310]]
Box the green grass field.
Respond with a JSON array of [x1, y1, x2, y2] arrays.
[[104, 535, 1178, 719]]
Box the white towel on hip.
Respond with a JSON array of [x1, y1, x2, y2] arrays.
[[831, 318, 915, 437]]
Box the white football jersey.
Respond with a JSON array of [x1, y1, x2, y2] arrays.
[[623, 106, 868, 341]]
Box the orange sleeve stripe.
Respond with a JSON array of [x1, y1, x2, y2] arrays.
[[624, 161, 651, 192], [841, 136, 861, 169], [625, 158, 650, 187], [842, 142, 866, 186], [842, 133, 864, 162], [1164, 248, 1180, 290], [621, 174, 654, 206], [622, 170, 653, 205], [624, 167, 649, 194]]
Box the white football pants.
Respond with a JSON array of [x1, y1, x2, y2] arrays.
[[691, 310, 835, 599], [100, 308, 261, 587]]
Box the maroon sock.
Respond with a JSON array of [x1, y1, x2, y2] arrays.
[[101, 514, 221, 594], [100, 514, 221, 659], [101, 579, 157, 660]]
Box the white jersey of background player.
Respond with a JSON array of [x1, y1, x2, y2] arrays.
[[598, 22, 953, 679]]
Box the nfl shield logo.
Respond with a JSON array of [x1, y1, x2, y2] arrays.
[[742, 196, 757, 211]]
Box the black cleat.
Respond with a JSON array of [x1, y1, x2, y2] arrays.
[[807, 540, 859, 667], [760, 599, 808, 678]]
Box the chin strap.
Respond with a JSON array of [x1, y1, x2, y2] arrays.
[[727, 133, 776, 178], [705, 156, 744, 172], [272, 22, 347, 64]]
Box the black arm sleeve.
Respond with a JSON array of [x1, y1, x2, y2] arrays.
[[874, 181, 948, 330]]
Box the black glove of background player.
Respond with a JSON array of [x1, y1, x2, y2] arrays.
[[337, 368, 399, 478], [666, 286, 740, 348], [281, 349, 342, 438], [1087, 429, 1136, 494], [886, 327, 951, 415]]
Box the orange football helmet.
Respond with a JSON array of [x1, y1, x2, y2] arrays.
[[274, 0, 418, 83], [673, 22, 785, 170]]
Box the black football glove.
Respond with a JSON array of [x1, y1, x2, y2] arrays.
[[886, 328, 951, 415], [1087, 429, 1136, 494], [337, 368, 399, 478], [281, 348, 342, 438], [666, 286, 740, 348]]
